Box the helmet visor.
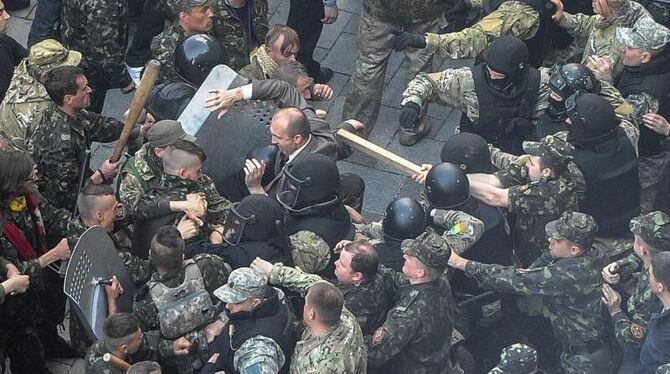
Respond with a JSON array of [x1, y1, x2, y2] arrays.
[[276, 164, 311, 212], [222, 203, 256, 245]]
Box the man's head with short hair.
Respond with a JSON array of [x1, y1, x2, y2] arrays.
[[616, 17, 670, 67], [127, 361, 161, 374], [546, 211, 597, 258], [45, 65, 91, 110], [102, 313, 144, 356], [401, 232, 451, 283], [77, 184, 119, 232], [162, 139, 206, 182], [270, 107, 310, 156], [149, 226, 185, 271], [650, 252, 670, 297], [271, 61, 314, 99], [630, 211, 670, 267], [334, 240, 379, 285], [215, 267, 268, 315], [304, 282, 343, 329], [264, 24, 300, 64], [174, 0, 213, 33]]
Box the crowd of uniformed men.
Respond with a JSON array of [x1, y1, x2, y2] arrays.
[[2, 0, 670, 371]]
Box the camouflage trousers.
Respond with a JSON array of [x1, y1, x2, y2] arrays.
[[342, 9, 441, 133], [638, 0, 670, 28], [639, 150, 670, 214], [560, 346, 614, 373]]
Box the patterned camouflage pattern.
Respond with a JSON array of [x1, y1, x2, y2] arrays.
[[233, 335, 285, 374], [268, 264, 367, 374], [0, 40, 81, 152], [84, 330, 175, 374], [545, 211, 598, 248], [464, 245, 612, 372], [425, 1, 540, 59], [616, 16, 670, 52], [611, 266, 657, 354], [639, 0, 670, 29], [118, 143, 165, 219], [401, 231, 452, 269], [288, 230, 331, 275], [61, 0, 132, 90], [488, 343, 538, 373], [213, 267, 267, 303], [31, 101, 125, 211], [630, 211, 670, 250], [639, 151, 670, 213], [401, 66, 551, 125], [522, 134, 575, 165], [210, 0, 269, 71], [657, 363, 670, 374], [495, 158, 579, 266], [150, 22, 188, 84], [362, 0, 447, 24], [342, 10, 440, 134], [132, 254, 231, 332], [554, 0, 652, 80]]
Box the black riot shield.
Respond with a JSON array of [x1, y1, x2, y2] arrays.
[[178, 65, 274, 202], [64, 226, 137, 340]]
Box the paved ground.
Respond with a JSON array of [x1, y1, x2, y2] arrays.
[[5, 1, 464, 372]]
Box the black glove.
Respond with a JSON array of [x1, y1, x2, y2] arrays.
[[399, 102, 421, 130], [391, 30, 427, 51]]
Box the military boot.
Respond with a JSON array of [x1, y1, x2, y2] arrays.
[[399, 119, 431, 146]]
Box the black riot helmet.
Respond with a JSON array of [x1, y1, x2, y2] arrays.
[[145, 82, 196, 121], [175, 34, 230, 87], [547, 63, 602, 121], [382, 198, 428, 242], [276, 153, 340, 215], [246, 144, 279, 186], [425, 162, 470, 209], [222, 195, 285, 245]]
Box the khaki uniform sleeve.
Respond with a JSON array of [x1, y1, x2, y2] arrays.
[[402, 68, 479, 120], [432, 210, 485, 254], [269, 264, 325, 296], [288, 231, 331, 274]]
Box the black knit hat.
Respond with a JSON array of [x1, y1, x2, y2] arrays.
[[484, 36, 529, 75], [440, 133, 494, 173]]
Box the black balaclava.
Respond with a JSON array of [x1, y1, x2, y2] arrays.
[[484, 36, 529, 93], [235, 195, 284, 241], [440, 133, 494, 173], [567, 93, 618, 142]]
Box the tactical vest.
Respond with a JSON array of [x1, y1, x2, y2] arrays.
[[148, 260, 217, 339], [571, 131, 640, 238], [461, 63, 541, 155], [288, 205, 355, 280], [617, 49, 670, 157], [536, 114, 569, 140], [211, 287, 296, 374], [440, 199, 512, 296], [374, 239, 405, 272]]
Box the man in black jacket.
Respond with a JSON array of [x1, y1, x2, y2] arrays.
[[0, 1, 27, 103]]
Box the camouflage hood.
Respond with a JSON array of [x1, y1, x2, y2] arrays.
[[3, 60, 50, 104]]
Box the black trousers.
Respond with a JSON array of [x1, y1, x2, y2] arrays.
[[286, 0, 325, 77]]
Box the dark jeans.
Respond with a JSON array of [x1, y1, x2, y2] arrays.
[[28, 0, 61, 47], [286, 0, 325, 77], [125, 0, 166, 68]]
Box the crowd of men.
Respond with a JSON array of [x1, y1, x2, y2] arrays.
[[2, 0, 670, 372]]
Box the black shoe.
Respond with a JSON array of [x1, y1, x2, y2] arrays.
[[43, 335, 82, 359], [314, 67, 334, 84]]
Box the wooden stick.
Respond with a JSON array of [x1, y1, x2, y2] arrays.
[[103, 353, 131, 371], [336, 129, 422, 175], [111, 60, 161, 162]]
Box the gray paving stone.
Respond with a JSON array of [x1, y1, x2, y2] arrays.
[[325, 94, 345, 126], [267, 0, 281, 17], [313, 46, 329, 62], [369, 104, 400, 146], [396, 176, 425, 200], [337, 160, 406, 216], [268, 3, 289, 25], [316, 11, 353, 50], [5, 16, 31, 47], [377, 134, 443, 174], [381, 72, 407, 109], [322, 32, 356, 74], [336, 0, 362, 14], [434, 108, 463, 141], [344, 13, 359, 34]]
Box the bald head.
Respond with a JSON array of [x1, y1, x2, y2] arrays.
[[270, 107, 310, 155]]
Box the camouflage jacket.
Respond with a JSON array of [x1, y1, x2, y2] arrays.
[[0, 191, 70, 289], [61, 0, 131, 88], [0, 60, 50, 152], [336, 265, 399, 335], [132, 254, 231, 331], [611, 262, 658, 354], [151, 21, 188, 84], [464, 249, 610, 346], [557, 0, 652, 80], [268, 264, 368, 374], [402, 66, 551, 125], [288, 230, 333, 275], [238, 44, 277, 80], [363, 0, 445, 24], [425, 1, 540, 59], [66, 217, 154, 286], [118, 143, 164, 220], [210, 0, 269, 70], [495, 163, 579, 266], [84, 330, 174, 374], [32, 101, 125, 211], [366, 273, 456, 373]]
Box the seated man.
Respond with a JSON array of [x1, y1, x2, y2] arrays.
[[85, 312, 191, 374], [135, 139, 232, 256]]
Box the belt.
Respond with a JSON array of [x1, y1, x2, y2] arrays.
[[563, 341, 604, 355]]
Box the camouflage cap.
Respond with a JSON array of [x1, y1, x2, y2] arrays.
[[147, 120, 197, 148], [28, 39, 82, 76], [214, 267, 267, 304], [616, 16, 670, 53], [545, 211, 598, 248], [522, 134, 575, 165], [169, 0, 209, 13], [401, 232, 451, 270], [656, 363, 670, 374], [489, 344, 538, 373], [630, 211, 670, 250]]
